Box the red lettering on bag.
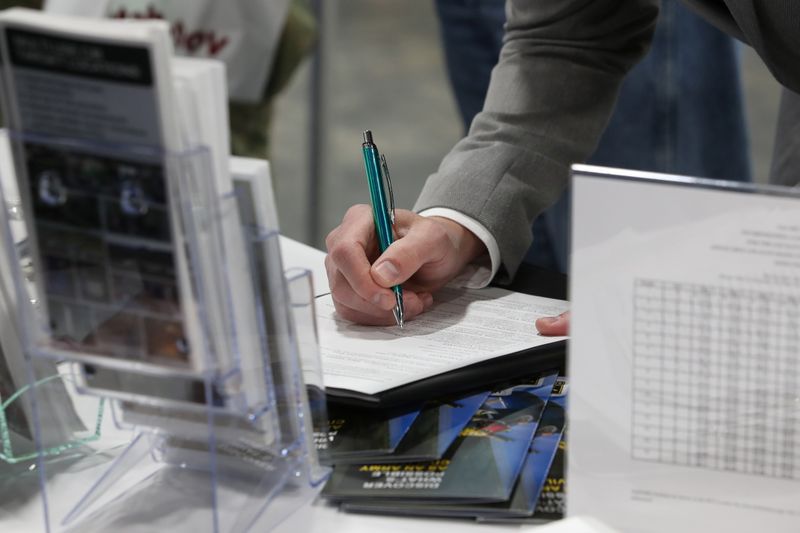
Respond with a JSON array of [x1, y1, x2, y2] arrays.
[[147, 5, 162, 19], [110, 4, 163, 20], [112, 6, 229, 57], [207, 33, 229, 57], [171, 20, 185, 42], [186, 31, 204, 53]]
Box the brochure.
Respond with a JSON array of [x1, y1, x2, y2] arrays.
[[318, 403, 420, 463], [500, 377, 567, 518], [531, 432, 566, 522], [323, 373, 556, 503], [108, 157, 288, 443], [0, 8, 205, 372], [339, 378, 568, 520], [386, 391, 489, 463]]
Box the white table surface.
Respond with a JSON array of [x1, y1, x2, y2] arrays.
[[0, 237, 614, 533], [273, 499, 617, 533]]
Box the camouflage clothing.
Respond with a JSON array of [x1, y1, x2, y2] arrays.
[[229, 0, 316, 158]]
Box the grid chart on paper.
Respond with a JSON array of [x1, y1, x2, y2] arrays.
[[631, 279, 800, 480]]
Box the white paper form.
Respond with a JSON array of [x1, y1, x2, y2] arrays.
[[315, 286, 568, 395], [568, 165, 800, 533]]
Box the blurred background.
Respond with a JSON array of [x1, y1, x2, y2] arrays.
[[269, 0, 781, 250]]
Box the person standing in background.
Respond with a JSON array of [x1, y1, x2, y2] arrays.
[[0, 0, 316, 161], [433, 0, 751, 274], [229, 0, 316, 159]]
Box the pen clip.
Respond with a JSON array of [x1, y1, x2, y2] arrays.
[[380, 153, 396, 225]]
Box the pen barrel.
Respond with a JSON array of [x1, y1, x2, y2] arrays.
[[362, 144, 394, 252], [393, 284, 403, 302]]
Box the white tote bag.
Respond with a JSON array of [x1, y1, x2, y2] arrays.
[[45, 0, 290, 103]]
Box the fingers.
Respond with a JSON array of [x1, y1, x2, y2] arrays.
[[326, 204, 394, 309], [326, 206, 438, 325], [326, 243, 395, 309], [330, 287, 434, 326], [325, 261, 393, 310], [535, 311, 570, 336], [370, 215, 452, 289]]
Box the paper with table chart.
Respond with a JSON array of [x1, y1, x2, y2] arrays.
[[315, 286, 568, 396], [568, 165, 800, 533]]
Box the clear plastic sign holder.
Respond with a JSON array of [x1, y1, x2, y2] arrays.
[[0, 131, 330, 532], [0, 171, 107, 467], [568, 165, 800, 532], [0, 372, 104, 465]]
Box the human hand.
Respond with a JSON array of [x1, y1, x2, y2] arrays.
[[535, 311, 570, 336], [325, 205, 486, 325]]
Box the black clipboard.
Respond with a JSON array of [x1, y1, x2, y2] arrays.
[[325, 264, 568, 409]]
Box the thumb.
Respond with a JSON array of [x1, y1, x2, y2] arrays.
[[370, 219, 449, 287]]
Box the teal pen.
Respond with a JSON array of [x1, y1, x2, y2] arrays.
[[361, 130, 404, 327]]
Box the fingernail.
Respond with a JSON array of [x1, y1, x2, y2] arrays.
[[537, 316, 558, 326], [373, 261, 399, 285]]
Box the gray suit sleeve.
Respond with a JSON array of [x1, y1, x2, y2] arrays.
[[414, 0, 658, 282]]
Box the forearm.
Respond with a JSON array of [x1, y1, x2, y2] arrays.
[[415, 0, 658, 282]]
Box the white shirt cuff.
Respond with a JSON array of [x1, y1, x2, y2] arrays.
[[418, 208, 501, 289]]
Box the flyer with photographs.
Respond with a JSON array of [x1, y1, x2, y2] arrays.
[[0, 11, 198, 370]]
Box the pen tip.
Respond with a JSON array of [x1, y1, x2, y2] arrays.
[[363, 130, 373, 144]]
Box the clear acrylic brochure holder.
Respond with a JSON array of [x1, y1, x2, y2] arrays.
[[0, 372, 104, 465], [0, 156, 106, 468], [0, 131, 330, 532]]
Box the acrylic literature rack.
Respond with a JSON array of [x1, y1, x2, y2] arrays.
[[0, 373, 105, 465], [0, 156, 106, 467], [0, 131, 330, 532]]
